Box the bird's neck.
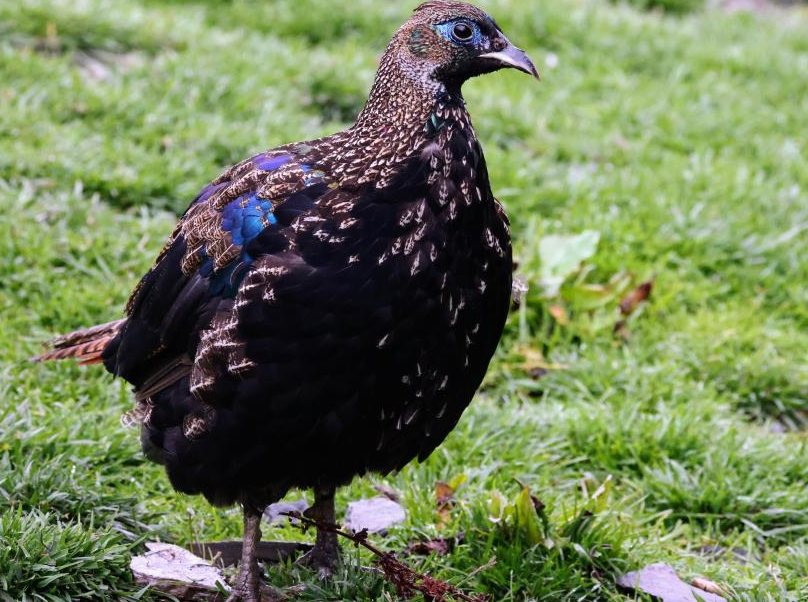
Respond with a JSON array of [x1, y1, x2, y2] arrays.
[[356, 51, 452, 122], [353, 48, 464, 131], [327, 52, 469, 189]]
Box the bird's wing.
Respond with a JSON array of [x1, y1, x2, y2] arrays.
[[103, 147, 334, 396]]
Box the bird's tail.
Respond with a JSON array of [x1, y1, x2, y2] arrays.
[[32, 318, 126, 365]]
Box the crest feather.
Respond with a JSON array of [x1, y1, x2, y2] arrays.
[[412, 1, 489, 20]]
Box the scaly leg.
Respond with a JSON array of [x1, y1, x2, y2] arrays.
[[298, 484, 340, 578], [227, 504, 264, 601]]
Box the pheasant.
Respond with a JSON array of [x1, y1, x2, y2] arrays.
[[36, 2, 538, 599]]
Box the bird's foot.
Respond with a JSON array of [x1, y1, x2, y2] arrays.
[[227, 566, 289, 601], [296, 537, 340, 580], [296, 483, 340, 579], [225, 570, 262, 602], [227, 504, 265, 601]]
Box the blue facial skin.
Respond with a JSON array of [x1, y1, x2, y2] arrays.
[[434, 19, 484, 48]]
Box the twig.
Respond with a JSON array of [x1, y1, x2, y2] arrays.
[[281, 511, 487, 602], [466, 556, 497, 580]]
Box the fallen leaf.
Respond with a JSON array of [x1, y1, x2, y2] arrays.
[[73, 51, 109, 81], [344, 497, 406, 534], [619, 280, 653, 316], [563, 271, 633, 311], [613, 319, 630, 339], [405, 533, 464, 556], [539, 230, 600, 297], [435, 481, 456, 528], [131, 542, 229, 598], [692, 576, 728, 596], [617, 563, 727, 602], [73, 49, 145, 82], [515, 344, 569, 376], [265, 499, 310, 525], [548, 304, 569, 325], [435, 481, 455, 504]]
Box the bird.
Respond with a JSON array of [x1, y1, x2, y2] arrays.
[[35, 2, 538, 599]]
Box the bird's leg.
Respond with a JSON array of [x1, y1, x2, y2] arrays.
[[299, 484, 340, 578], [227, 504, 264, 602]]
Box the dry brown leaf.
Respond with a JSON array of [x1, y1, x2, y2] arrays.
[[613, 319, 630, 339], [435, 481, 456, 528], [614, 280, 653, 339], [548, 304, 569, 325], [515, 345, 569, 374], [617, 563, 726, 602], [619, 280, 653, 316], [405, 533, 464, 556], [692, 576, 728, 596]]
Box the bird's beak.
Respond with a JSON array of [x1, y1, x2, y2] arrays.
[[479, 41, 540, 81]]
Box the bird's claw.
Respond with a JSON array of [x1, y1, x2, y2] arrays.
[[296, 543, 340, 580], [225, 568, 261, 602], [226, 582, 288, 602], [226, 586, 261, 602]]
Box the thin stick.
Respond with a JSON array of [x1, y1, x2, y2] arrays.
[[281, 511, 487, 602]]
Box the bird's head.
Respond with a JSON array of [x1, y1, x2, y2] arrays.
[[392, 1, 539, 90]]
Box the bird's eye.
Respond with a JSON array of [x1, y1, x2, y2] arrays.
[[451, 22, 474, 43]]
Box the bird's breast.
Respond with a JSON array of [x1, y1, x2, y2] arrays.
[[309, 126, 513, 462]]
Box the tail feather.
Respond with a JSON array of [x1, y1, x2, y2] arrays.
[[32, 318, 126, 365]]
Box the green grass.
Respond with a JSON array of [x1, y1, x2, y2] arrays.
[[1, 0, 807, 599]]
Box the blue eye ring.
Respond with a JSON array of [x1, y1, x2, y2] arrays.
[[434, 19, 481, 46], [450, 21, 475, 44]]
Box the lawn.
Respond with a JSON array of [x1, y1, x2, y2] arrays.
[[1, 0, 807, 599]]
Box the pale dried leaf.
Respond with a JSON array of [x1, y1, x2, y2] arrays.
[[131, 542, 229, 598], [548, 304, 569, 325], [618, 563, 726, 602], [539, 230, 600, 296], [265, 499, 310, 525], [345, 497, 406, 534]]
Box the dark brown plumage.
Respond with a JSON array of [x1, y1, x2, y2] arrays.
[[35, 2, 538, 599]]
